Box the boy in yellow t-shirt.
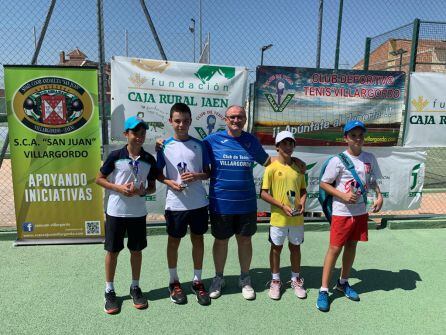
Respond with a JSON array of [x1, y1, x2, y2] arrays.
[[260, 131, 307, 301]]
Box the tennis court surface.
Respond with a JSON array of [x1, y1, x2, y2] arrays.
[[1, 227, 444, 335]]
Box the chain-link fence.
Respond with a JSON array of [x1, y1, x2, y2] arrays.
[[412, 21, 446, 192], [362, 19, 446, 217], [1, 1, 446, 226]]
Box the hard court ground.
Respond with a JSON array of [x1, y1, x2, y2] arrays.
[[0, 227, 445, 335]]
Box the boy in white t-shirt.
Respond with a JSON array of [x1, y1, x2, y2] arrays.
[[156, 103, 211, 306], [316, 120, 383, 312]]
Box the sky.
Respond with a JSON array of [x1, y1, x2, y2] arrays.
[[0, 0, 446, 87]]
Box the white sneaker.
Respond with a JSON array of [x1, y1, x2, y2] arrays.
[[268, 280, 282, 300], [290, 277, 307, 299], [239, 276, 256, 300], [209, 276, 225, 299]]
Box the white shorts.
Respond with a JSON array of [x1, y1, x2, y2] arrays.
[[269, 226, 304, 246]]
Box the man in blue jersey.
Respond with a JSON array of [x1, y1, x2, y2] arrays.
[[156, 104, 305, 300], [203, 105, 272, 300]]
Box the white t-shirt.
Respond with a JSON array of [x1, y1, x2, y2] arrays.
[[321, 150, 381, 217], [157, 136, 209, 211]]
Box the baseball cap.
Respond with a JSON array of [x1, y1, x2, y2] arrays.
[[275, 130, 295, 145], [124, 115, 148, 131], [343, 120, 366, 134]]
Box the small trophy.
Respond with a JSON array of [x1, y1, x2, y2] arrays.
[[366, 191, 376, 212], [129, 160, 141, 190], [177, 162, 188, 188], [286, 190, 302, 216]]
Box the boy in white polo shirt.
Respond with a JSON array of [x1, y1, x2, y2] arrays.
[[157, 103, 211, 306], [316, 120, 383, 312], [260, 131, 307, 300], [96, 115, 158, 314]]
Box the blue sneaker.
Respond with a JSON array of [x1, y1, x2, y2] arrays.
[[335, 280, 360, 301], [316, 290, 330, 312]]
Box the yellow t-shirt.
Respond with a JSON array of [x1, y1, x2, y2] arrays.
[[261, 160, 306, 227]]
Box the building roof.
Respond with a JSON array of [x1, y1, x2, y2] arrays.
[[67, 47, 87, 60]]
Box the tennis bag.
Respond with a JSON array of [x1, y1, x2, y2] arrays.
[[318, 153, 367, 223]]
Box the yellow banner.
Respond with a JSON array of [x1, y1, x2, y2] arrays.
[[4, 66, 104, 241]]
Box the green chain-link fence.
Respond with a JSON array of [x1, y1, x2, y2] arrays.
[[1, 1, 446, 226], [361, 19, 446, 217]]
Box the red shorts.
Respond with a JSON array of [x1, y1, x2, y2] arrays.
[[330, 214, 369, 247]]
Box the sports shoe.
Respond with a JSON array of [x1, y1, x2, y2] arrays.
[[316, 290, 330, 312], [191, 281, 211, 306], [335, 280, 360, 301], [104, 290, 119, 314], [239, 275, 256, 300], [290, 277, 307, 299], [209, 276, 225, 299], [168, 281, 187, 304], [130, 286, 148, 309], [268, 280, 282, 300]]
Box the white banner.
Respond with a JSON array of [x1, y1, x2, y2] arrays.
[[110, 56, 247, 143], [404, 72, 446, 147], [104, 145, 425, 215], [254, 147, 425, 212]]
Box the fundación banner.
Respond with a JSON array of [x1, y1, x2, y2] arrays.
[[110, 56, 248, 143], [4, 65, 104, 243], [254, 66, 405, 146], [404, 72, 446, 147]]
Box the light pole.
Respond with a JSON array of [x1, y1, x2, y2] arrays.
[[260, 44, 273, 66], [189, 18, 196, 62], [389, 48, 408, 71]]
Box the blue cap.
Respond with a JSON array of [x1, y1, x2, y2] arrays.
[[343, 120, 366, 134], [124, 115, 148, 131]]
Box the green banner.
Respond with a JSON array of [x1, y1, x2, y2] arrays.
[[4, 66, 104, 241]]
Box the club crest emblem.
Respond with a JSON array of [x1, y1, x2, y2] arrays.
[[12, 77, 93, 135]]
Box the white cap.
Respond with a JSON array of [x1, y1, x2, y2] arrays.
[[275, 130, 295, 145]]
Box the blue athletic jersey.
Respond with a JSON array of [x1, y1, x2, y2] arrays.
[[203, 130, 269, 214]]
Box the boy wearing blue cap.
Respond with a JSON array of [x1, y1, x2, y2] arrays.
[[96, 115, 158, 314], [316, 120, 383, 312]]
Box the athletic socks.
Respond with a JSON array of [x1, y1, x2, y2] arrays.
[[291, 272, 300, 281], [240, 272, 250, 280], [272, 272, 280, 281], [193, 269, 202, 282], [169, 267, 179, 283], [105, 281, 115, 293], [319, 278, 348, 292], [131, 279, 139, 288]]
